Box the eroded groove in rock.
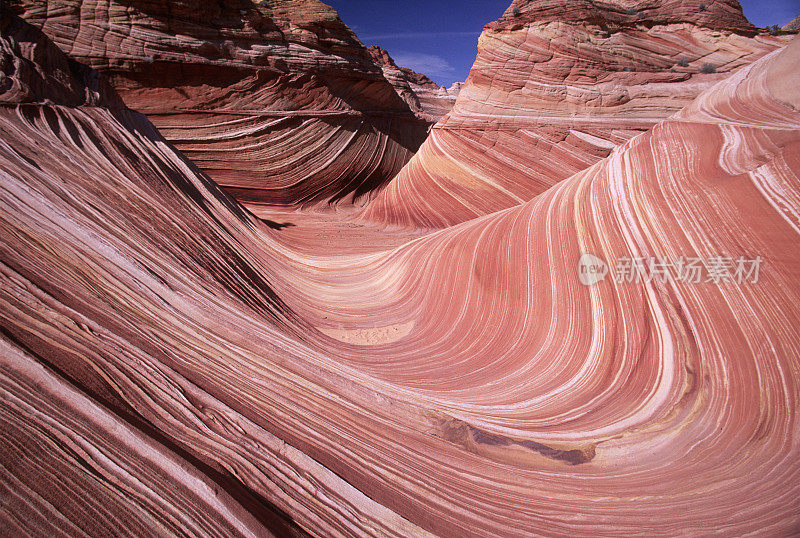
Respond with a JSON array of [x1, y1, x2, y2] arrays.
[[363, 0, 797, 228], [10, 0, 432, 207]]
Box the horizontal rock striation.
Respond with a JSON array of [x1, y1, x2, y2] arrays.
[[9, 0, 431, 207], [0, 10, 119, 107], [363, 0, 797, 228]]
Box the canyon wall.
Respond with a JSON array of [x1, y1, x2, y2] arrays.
[[364, 0, 796, 227], [9, 0, 431, 207]]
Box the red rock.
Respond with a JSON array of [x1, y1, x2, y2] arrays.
[[368, 45, 459, 122], [0, 10, 119, 107], [3, 2, 800, 537], [363, 0, 797, 228], [9, 0, 431, 207]]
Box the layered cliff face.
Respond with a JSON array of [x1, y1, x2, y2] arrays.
[[0, 11, 118, 107], [364, 0, 797, 228], [9, 0, 431, 207], [368, 45, 459, 122]]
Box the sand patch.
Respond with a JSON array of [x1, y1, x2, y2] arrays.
[[319, 321, 415, 345]]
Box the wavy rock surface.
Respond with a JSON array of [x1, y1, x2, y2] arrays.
[[9, 0, 431, 207], [3, 4, 800, 537], [364, 0, 796, 228]]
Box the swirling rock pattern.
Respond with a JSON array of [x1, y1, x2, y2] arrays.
[[3, 5, 800, 537], [364, 0, 797, 228], [9, 0, 431, 207], [0, 11, 431, 535]]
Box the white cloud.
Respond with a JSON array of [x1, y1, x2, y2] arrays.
[[390, 52, 457, 82]]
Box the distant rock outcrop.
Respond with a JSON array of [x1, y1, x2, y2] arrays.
[[783, 15, 800, 32], [10, 0, 431, 207], [364, 0, 797, 227], [368, 45, 459, 122]]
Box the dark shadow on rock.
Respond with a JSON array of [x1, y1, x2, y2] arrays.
[[261, 219, 296, 230]]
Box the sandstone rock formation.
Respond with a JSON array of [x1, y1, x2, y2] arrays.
[[368, 45, 459, 122], [3, 2, 800, 536], [364, 0, 797, 228], [783, 15, 800, 32], [0, 12, 115, 107], [9, 0, 431, 207]]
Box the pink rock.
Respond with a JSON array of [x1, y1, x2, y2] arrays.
[[783, 15, 800, 32], [363, 0, 797, 228], [2, 3, 800, 537]]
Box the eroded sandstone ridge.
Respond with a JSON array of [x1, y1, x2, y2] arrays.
[[2, 1, 800, 536], [783, 15, 800, 32], [364, 0, 797, 227], [9, 0, 431, 207], [368, 45, 460, 122]]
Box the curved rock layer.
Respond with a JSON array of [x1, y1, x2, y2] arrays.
[[364, 0, 797, 228], [3, 7, 800, 538], [9, 0, 430, 207]]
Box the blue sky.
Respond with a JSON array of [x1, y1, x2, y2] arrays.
[[325, 0, 799, 87]]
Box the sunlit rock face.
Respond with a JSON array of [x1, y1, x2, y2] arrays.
[[3, 2, 800, 536], [364, 0, 797, 228], [368, 45, 459, 122], [8, 0, 430, 207]]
